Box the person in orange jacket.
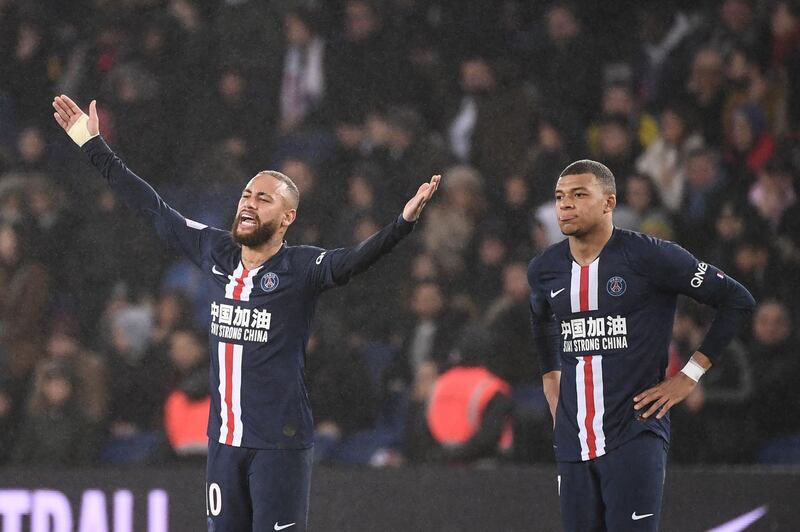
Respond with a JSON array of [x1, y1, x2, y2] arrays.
[[426, 327, 514, 463]]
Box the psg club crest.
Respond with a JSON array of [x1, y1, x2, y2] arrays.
[[261, 272, 279, 293], [606, 276, 626, 296]]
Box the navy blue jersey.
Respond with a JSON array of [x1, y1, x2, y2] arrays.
[[83, 137, 415, 449], [528, 228, 754, 462]]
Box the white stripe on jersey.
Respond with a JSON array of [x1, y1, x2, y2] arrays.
[[591, 356, 606, 457], [217, 342, 244, 446], [218, 342, 229, 444], [224, 263, 261, 301], [575, 357, 589, 460], [185, 218, 207, 230], [230, 344, 244, 446], [224, 263, 245, 300], [575, 355, 607, 461], [587, 260, 599, 311], [570, 262, 582, 313], [239, 266, 261, 301], [570, 259, 600, 313]]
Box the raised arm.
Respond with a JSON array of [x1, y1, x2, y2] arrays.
[[53, 95, 99, 145], [308, 175, 440, 291], [53, 95, 222, 267]]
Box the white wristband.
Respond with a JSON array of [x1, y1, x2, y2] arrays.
[[66, 114, 98, 147], [680, 358, 707, 382]]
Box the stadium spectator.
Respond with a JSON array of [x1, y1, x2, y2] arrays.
[[387, 281, 461, 388], [105, 306, 169, 444], [483, 261, 537, 386], [591, 114, 639, 195], [465, 225, 508, 307], [276, 7, 328, 135], [12, 359, 97, 467], [279, 158, 328, 246], [748, 300, 800, 451], [669, 301, 755, 464], [150, 289, 194, 348], [531, 2, 599, 124], [613, 173, 675, 240], [0, 222, 50, 386], [426, 327, 513, 464], [684, 47, 727, 147], [635, 102, 704, 212], [587, 82, 659, 161], [770, 0, 800, 131], [0, 352, 16, 464], [43, 323, 108, 425], [164, 328, 209, 460], [420, 164, 486, 277], [677, 148, 728, 253], [723, 103, 776, 196], [446, 56, 534, 183], [326, 0, 407, 124]]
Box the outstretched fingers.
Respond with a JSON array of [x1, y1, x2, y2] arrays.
[[61, 94, 83, 115], [53, 112, 67, 129], [52, 98, 71, 124], [421, 174, 441, 201]]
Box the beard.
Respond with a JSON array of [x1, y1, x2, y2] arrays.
[[231, 213, 281, 247]]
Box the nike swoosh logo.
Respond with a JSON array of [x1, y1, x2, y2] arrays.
[[274, 523, 296, 531], [631, 512, 654, 521], [705, 506, 768, 532], [211, 265, 226, 276], [550, 288, 566, 298]]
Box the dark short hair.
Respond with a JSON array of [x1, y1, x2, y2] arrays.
[[559, 159, 616, 195]]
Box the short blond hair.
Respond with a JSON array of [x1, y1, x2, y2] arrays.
[[254, 170, 300, 208]]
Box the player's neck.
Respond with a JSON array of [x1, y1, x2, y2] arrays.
[[568, 221, 614, 266], [241, 238, 284, 270]]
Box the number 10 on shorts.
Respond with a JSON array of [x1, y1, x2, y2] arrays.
[[206, 483, 222, 517]]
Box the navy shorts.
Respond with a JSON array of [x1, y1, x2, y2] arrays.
[[557, 431, 668, 532], [206, 439, 313, 532]]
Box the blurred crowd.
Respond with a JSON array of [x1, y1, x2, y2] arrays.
[[0, 0, 799, 468]]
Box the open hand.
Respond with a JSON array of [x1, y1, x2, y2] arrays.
[[633, 373, 697, 420], [402, 174, 441, 222], [53, 95, 99, 137]]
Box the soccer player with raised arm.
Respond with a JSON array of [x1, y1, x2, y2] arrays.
[[53, 95, 440, 532], [527, 160, 755, 531]]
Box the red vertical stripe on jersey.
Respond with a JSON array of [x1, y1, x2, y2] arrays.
[[579, 267, 596, 459], [232, 267, 249, 300], [582, 355, 598, 459], [224, 343, 235, 445], [579, 265, 589, 312]]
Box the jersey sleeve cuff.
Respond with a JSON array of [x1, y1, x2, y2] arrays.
[[395, 214, 416, 234], [80, 134, 110, 155]]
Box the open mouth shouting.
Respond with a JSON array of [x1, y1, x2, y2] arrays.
[[238, 210, 259, 230]]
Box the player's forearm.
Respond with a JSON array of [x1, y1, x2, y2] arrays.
[[81, 136, 165, 218], [329, 215, 414, 284], [543, 370, 561, 420], [531, 315, 561, 375]]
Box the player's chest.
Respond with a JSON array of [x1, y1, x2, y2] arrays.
[[540, 258, 649, 319], [208, 262, 304, 311]]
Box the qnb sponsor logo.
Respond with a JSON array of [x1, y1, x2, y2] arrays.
[[691, 262, 708, 288], [0, 489, 168, 532]]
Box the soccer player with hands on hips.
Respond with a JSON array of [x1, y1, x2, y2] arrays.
[[54, 94, 440, 532], [527, 160, 754, 531]]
